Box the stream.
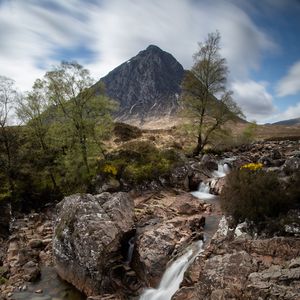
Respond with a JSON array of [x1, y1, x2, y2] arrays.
[[12, 267, 86, 300], [139, 160, 231, 300], [12, 160, 230, 300]]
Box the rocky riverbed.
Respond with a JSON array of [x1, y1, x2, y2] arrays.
[[0, 139, 300, 299], [0, 208, 86, 300]]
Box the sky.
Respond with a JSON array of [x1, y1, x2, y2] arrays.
[[0, 0, 300, 123]]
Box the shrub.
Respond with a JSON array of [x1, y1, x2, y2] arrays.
[[97, 140, 184, 185], [240, 162, 263, 171], [102, 164, 118, 176], [286, 171, 300, 206], [221, 168, 288, 226], [113, 122, 142, 141]]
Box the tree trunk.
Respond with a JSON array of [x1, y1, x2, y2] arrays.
[[2, 127, 15, 194], [80, 137, 90, 175], [192, 134, 203, 156]]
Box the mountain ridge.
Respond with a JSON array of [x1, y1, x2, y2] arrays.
[[271, 117, 300, 126], [96, 45, 185, 123]]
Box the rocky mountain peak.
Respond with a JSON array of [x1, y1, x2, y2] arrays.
[[98, 45, 185, 123]]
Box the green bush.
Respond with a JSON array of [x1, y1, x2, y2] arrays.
[[221, 168, 288, 226], [286, 171, 300, 206], [0, 276, 7, 285], [97, 141, 184, 185], [113, 122, 142, 141]]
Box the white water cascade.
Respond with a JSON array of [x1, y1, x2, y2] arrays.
[[212, 162, 231, 178], [139, 159, 234, 300], [125, 237, 135, 264], [191, 161, 232, 200], [191, 182, 215, 200], [140, 241, 204, 300]]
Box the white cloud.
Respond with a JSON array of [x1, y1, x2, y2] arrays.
[[0, 0, 276, 93], [85, 0, 276, 82], [278, 102, 300, 120], [0, 0, 90, 90], [276, 61, 300, 97], [231, 80, 275, 122], [265, 102, 300, 123]]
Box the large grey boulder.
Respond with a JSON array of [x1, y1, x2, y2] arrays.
[[132, 192, 205, 287], [53, 192, 134, 296]]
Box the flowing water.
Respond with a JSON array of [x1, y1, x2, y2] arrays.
[[212, 162, 231, 178], [12, 161, 231, 300], [139, 161, 232, 299], [139, 241, 204, 300], [191, 182, 216, 200], [12, 267, 86, 300], [126, 236, 135, 264]]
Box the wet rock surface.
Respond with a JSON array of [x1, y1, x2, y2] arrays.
[[173, 220, 300, 300], [133, 191, 205, 287]]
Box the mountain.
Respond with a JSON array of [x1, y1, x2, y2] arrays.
[[272, 117, 300, 126], [97, 45, 185, 122]]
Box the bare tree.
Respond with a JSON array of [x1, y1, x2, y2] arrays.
[[181, 32, 243, 156]]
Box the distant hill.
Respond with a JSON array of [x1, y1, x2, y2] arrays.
[[95, 45, 185, 123], [272, 117, 300, 126]]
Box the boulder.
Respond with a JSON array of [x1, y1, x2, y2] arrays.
[[53, 192, 134, 296], [168, 165, 190, 190], [200, 154, 218, 172], [23, 261, 41, 282], [113, 122, 142, 142], [174, 218, 300, 300], [209, 177, 226, 195], [283, 157, 300, 174], [132, 192, 205, 287]]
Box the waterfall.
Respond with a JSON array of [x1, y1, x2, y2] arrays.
[[212, 162, 230, 178], [191, 182, 215, 200], [140, 241, 203, 300], [139, 158, 234, 300], [125, 237, 135, 264]]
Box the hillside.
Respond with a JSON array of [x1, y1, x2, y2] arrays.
[[272, 117, 300, 126]]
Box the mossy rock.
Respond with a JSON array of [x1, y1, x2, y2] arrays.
[[113, 122, 142, 141]]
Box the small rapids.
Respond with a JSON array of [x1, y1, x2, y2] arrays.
[[140, 159, 234, 299], [192, 161, 232, 200], [139, 241, 204, 300], [191, 182, 216, 200], [212, 162, 231, 178]]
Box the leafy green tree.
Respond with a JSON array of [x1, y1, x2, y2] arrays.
[[45, 61, 116, 179], [241, 121, 257, 143], [0, 76, 19, 197], [17, 79, 58, 189], [181, 31, 243, 156]]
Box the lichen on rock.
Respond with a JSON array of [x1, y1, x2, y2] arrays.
[[53, 192, 135, 296]]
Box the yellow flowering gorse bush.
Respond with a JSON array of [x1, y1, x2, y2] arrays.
[[240, 162, 263, 171], [103, 164, 118, 176]]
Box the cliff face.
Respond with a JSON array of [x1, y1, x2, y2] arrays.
[[98, 45, 185, 122]]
